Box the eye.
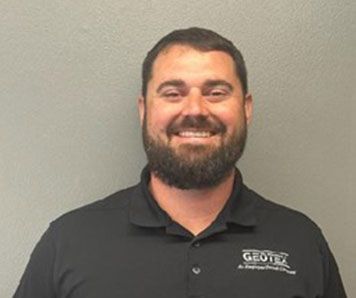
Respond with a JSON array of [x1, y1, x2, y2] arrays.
[[161, 90, 183, 101], [205, 88, 229, 101], [165, 91, 180, 98], [211, 90, 225, 96]]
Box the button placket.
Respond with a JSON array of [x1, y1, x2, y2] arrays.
[[193, 241, 201, 248], [192, 265, 201, 275], [187, 240, 204, 296]]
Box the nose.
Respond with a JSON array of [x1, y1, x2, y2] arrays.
[[181, 89, 209, 117]]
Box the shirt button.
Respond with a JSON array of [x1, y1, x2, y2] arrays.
[[193, 241, 201, 248], [192, 266, 201, 275]]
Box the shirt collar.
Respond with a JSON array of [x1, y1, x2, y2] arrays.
[[129, 166, 170, 227], [129, 166, 258, 228], [219, 169, 258, 227]]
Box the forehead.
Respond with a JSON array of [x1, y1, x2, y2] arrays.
[[150, 45, 238, 84]]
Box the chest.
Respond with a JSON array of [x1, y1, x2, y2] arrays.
[[54, 229, 324, 298]]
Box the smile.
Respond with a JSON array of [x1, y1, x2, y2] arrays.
[[177, 131, 213, 138]]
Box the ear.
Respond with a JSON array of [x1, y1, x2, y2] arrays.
[[244, 93, 253, 125], [138, 96, 145, 127]]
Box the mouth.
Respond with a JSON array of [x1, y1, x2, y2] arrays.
[[176, 130, 214, 138], [167, 115, 226, 141], [170, 129, 219, 145]]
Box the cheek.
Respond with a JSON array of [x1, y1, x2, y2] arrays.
[[213, 105, 243, 128], [146, 104, 177, 133]]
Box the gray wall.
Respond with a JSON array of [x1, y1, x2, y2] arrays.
[[1, 0, 355, 296]]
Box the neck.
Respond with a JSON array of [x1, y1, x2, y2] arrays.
[[149, 170, 235, 236]]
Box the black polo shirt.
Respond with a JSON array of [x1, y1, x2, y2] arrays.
[[14, 167, 346, 298]]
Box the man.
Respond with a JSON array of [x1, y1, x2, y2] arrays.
[[14, 27, 346, 297]]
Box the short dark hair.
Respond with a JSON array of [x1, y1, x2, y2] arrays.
[[141, 27, 248, 98]]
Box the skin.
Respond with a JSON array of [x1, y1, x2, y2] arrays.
[[138, 45, 253, 235]]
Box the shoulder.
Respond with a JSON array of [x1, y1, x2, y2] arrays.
[[242, 185, 323, 240], [49, 183, 141, 233]]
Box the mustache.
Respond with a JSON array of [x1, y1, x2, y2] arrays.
[[166, 115, 227, 135]]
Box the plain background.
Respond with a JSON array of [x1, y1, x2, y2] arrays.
[[1, 0, 355, 296]]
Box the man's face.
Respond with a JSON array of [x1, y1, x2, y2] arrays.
[[139, 45, 252, 189]]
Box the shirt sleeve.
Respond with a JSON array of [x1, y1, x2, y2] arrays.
[[13, 225, 57, 298], [318, 230, 347, 298]]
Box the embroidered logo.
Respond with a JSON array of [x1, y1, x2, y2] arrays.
[[237, 249, 296, 275]]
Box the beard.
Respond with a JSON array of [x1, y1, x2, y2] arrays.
[[142, 114, 247, 189]]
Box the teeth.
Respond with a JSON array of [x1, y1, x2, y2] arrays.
[[178, 131, 212, 138]]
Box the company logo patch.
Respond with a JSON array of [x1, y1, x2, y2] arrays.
[[237, 249, 296, 275]]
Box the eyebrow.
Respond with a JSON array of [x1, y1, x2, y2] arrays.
[[155, 79, 234, 93], [203, 80, 234, 92]]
